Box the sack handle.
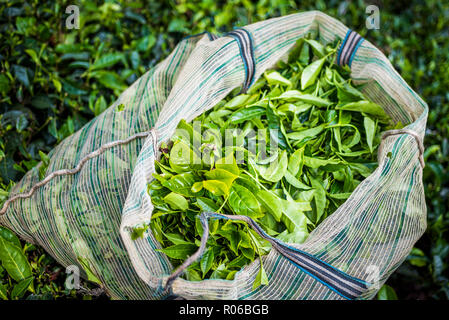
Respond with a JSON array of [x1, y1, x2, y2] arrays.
[[225, 28, 256, 93], [0, 128, 159, 216], [380, 128, 425, 168], [337, 29, 364, 68], [164, 211, 370, 300]]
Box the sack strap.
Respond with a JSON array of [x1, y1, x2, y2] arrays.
[[337, 29, 364, 68], [226, 28, 256, 93], [164, 211, 370, 300], [0, 128, 159, 216], [380, 128, 425, 168]]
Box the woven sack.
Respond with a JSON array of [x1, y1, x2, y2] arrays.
[[0, 11, 428, 300]]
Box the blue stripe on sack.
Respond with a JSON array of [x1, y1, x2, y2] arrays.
[[336, 30, 351, 66], [226, 28, 256, 93], [288, 260, 351, 300], [276, 246, 364, 299], [236, 212, 369, 288], [227, 31, 249, 85], [337, 29, 364, 68], [279, 242, 370, 287], [348, 37, 364, 68], [239, 28, 256, 88], [206, 212, 369, 299]]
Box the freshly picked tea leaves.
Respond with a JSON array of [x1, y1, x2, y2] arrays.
[[143, 37, 399, 288]]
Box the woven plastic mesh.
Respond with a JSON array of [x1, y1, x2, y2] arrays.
[[0, 11, 427, 300]]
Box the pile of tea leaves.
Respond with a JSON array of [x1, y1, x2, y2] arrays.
[[143, 37, 398, 288]]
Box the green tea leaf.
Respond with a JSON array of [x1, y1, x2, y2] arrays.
[[0, 226, 21, 248], [287, 124, 326, 141], [255, 150, 288, 182], [0, 237, 32, 282], [158, 244, 197, 260], [195, 197, 220, 212], [377, 285, 398, 300], [336, 82, 366, 102], [131, 225, 149, 240], [336, 101, 389, 120], [0, 281, 8, 300], [255, 190, 283, 221], [11, 277, 33, 300], [215, 154, 240, 176], [202, 180, 230, 197], [224, 94, 251, 110], [228, 184, 263, 218], [301, 57, 326, 90], [277, 91, 331, 107], [77, 257, 102, 285], [310, 176, 327, 223], [364, 116, 376, 153], [200, 249, 214, 276], [230, 106, 266, 124], [163, 192, 189, 211], [264, 71, 292, 86], [253, 265, 269, 290], [162, 173, 198, 197]]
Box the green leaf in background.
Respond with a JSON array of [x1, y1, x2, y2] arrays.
[[407, 247, 428, 267], [25, 49, 40, 65], [91, 71, 127, 91], [91, 53, 125, 70], [135, 35, 156, 52], [77, 257, 102, 285], [377, 284, 398, 300], [93, 95, 108, 116], [31, 96, 55, 110], [10, 277, 34, 300], [0, 226, 21, 248], [12, 64, 31, 89], [0, 281, 7, 300], [0, 237, 32, 282]]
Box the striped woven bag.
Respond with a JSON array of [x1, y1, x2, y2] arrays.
[[0, 11, 427, 300]]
